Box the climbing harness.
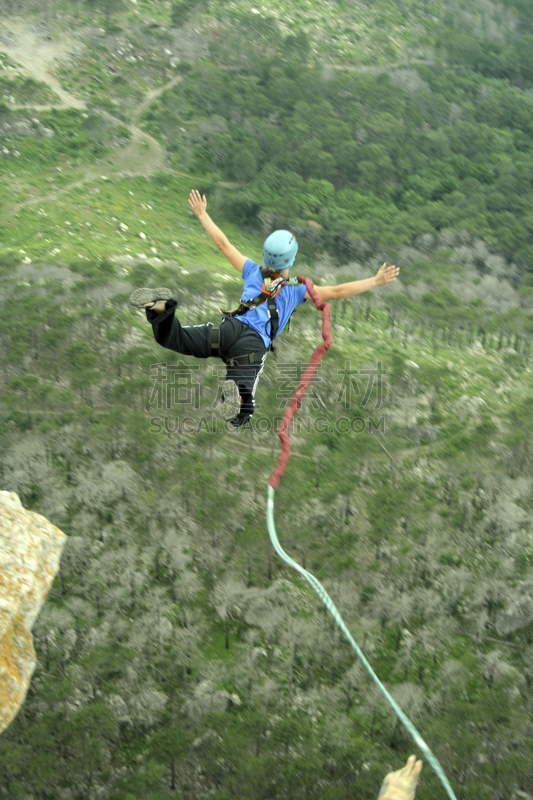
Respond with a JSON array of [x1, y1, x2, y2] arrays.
[[266, 275, 458, 800], [207, 323, 267, 366], [220, 269, 300, 346]]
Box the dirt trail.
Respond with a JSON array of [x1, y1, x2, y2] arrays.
[[0, 18, 86, 110], [1, 18, 185, 216], [1, 18, 435, 217], [99, 75, 183, 177], [131, 75, 182, 126]]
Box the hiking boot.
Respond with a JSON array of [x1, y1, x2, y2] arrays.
[[129, 287, 173, 308], [212, 378, 242, 422]]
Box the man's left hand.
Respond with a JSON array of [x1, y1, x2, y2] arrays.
[[188, 189, 207, 218], [375, 262, 400, 286]]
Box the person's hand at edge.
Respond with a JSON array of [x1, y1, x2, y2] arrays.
[[378, 755, 423, 800]]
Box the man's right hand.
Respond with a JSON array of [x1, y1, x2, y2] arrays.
[[188, 189, 207, 218], [188, 189, 246, 273]]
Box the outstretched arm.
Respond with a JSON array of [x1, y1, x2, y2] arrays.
[[305, 263, 399, 301], [188, 190, 247, 274]]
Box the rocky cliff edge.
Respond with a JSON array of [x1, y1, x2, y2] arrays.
[[0, 491, 66, 735]]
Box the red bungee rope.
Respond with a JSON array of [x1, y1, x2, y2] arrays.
[[269, 276, 334, 489]]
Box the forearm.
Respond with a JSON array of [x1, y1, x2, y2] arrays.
[[197, 212, 229, 251], [335, 275, 378, 300]]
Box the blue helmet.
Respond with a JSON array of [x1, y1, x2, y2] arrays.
[[263, 230, 298, 271]]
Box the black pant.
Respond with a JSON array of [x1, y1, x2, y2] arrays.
[[147, 300, 267, 418]]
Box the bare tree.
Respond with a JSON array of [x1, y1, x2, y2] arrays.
[[128, 587, 174, 682], [2, 436, 50, 505], [212, 576, 247, 650], [369, 584, 397, 641], [114, 665, 167, 735], [390, 591, 413, 652], [438, 567, 472, 617], [173, 607, 207, 681], [234, 630, 268, 708], [388, 682, 425, 747], [340, 662, 362, 713], [438, 659, 467, 712]]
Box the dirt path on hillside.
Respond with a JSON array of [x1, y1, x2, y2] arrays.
[[0, 18, 86, 110], [98, 74, 184, 178], [1, 19, 429, 217], [131, 75, 182, 126], [0, 19, 187, 216]]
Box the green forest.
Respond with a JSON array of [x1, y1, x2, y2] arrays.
[[141, 0, 533, 277], [0, 0, 533, 798]]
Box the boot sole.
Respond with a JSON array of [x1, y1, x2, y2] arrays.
[[213, 378, 242, 422], [129, 287, 173, 308]]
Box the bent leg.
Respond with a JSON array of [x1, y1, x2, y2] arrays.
[[147, 299, 213, 358], [226, 356, 267, 427], [217, 318, 268, 426]]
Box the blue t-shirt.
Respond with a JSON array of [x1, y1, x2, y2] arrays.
[[232, 259, 307, 348]]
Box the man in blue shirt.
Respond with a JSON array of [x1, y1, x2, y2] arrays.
[[130, 190, 399, 427]]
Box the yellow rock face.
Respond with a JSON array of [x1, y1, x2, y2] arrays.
[[0, 491, 66, 736]]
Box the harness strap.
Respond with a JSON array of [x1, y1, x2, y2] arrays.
[[226, 351, 266, 368], [266, 295, 279, 341], [208, 324, 221, 358], [208, 325, 266, 366]]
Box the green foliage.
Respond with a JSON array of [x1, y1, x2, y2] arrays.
[[142, 38, 533, 279], [0, 247, 531, 800], [366, 478, 408, 548], [0, 250, 22, 272], [471, 416, 498, 451], [0, 75, 58, 104], [284, 31, 311, 62], [68, 257, 115, 281], [508, 396, 533, 429], [170, 0, 200, 27], [422, 286, 461, 309]]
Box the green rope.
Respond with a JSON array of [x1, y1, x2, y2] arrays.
[[267, 486, 458, 800], [265, 275, 457, 797]]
